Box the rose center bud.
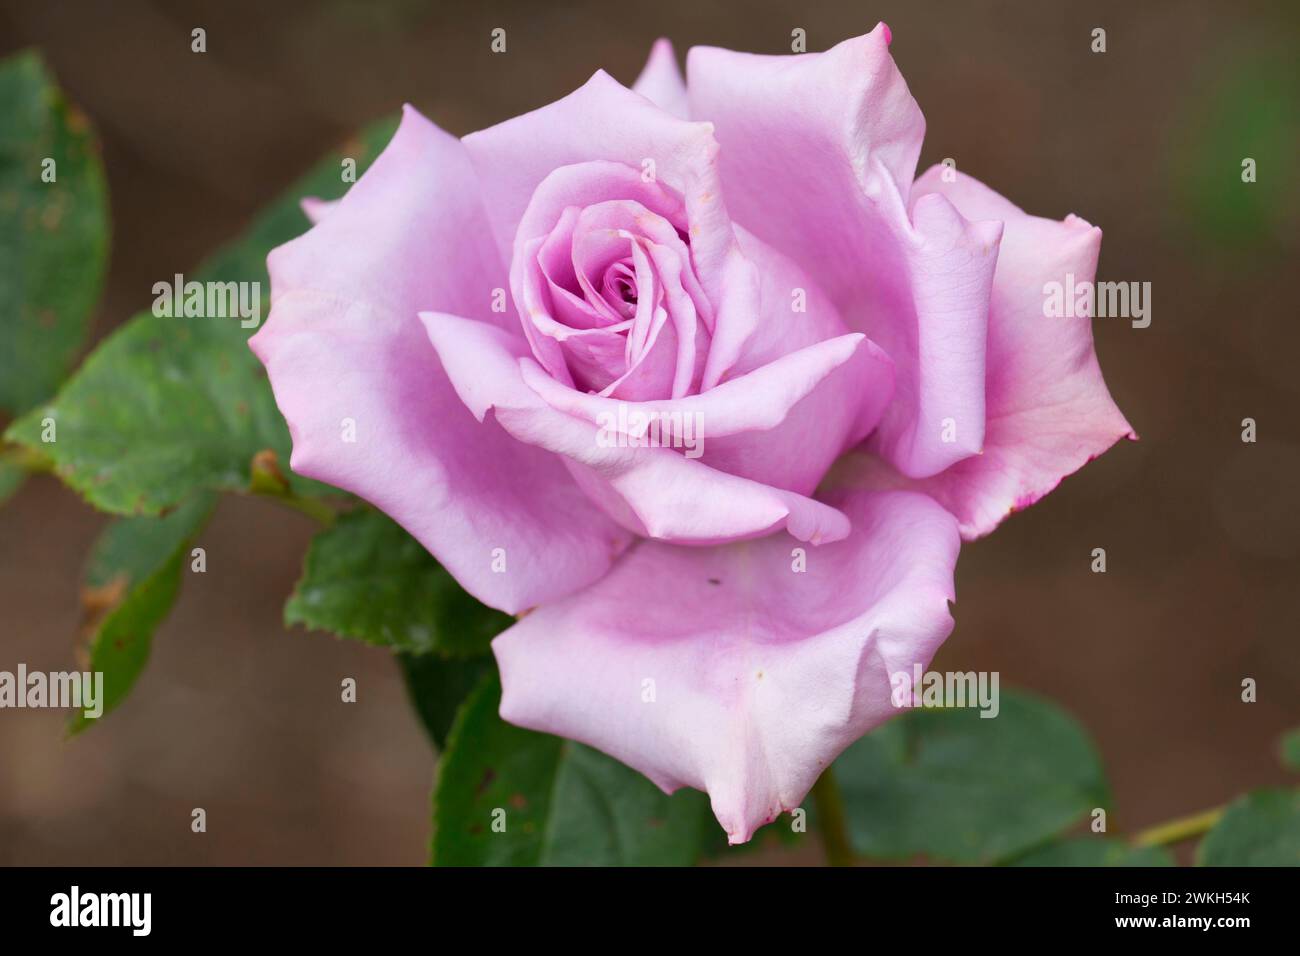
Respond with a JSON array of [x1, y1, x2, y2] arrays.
[[602, 259, 639, 314], [516, 179, 711, 404]]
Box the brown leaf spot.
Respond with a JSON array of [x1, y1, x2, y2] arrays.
[[79, 573, 129, 644]]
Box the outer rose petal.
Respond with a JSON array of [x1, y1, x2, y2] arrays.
[[686, 25, 1003, 479], [422, 312, 853, 546], [298, 196, 337, 224], [492, 489, 960, 844], [632, 38, 689, 119], [250, 106, 632, 613], [829, 168, 1137, 539]]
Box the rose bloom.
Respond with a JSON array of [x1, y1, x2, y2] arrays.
[[251, 25, 1132, 843]]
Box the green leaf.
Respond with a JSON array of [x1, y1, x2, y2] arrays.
[[0, 50, 108, 414], [1009, 839, 1174, 867], [0, 457, 25, 506], [70, 493, 215, 733], [1279, 727, 1300, 773], [431, 673, 714, 866], [399, 653, 492, 750], [835, 690, 1110, 864], [285, 507, 511, 657], [3, 116, 399, 514], [6, 313, 304, 514], [1198, 788, 1300, 866], [1169, 45, 1299, 253]]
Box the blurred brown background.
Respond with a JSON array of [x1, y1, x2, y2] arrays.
[[1, 0, 1296, 865]]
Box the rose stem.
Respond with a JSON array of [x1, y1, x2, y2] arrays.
[[1131, 806, 1226, 848], [810, 765, 855, 867]]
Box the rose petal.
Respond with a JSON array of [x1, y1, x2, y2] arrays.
[[520, 332, 894, 495], [520, 333, 868, 439], [517, 207, 895, 494], [830, 168, 1137, 538], [535, 206, 617, 331], [299, 196, 337, 224], [464, 72, 759, 382], [632, 38, 689, 119], [642, 226, 901, 494], [251, 106, 632, 613], [463, 70, 718, 267], [492, 489, 960, 844], [687, 24, 1003, 478], [423, 311, 853, 545]]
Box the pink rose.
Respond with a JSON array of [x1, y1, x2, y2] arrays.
[[250, 25, 1133, 843]]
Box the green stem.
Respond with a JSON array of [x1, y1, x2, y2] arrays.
[[263, 489, 336, 527], [1132, 806, 1225, 848], [810, 766, 855, 867]]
